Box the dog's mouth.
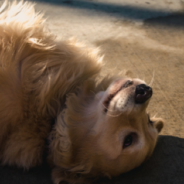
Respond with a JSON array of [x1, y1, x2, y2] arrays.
[[103, 80, 152, 113], [103, 80, 133, 112]]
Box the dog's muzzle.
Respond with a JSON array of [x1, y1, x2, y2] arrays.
[[135, 84, 152, 104]]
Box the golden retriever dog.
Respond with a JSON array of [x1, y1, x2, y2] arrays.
[[0, 2, 164, 184]]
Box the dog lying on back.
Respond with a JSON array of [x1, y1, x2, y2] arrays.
[[0, 2, 164, 184]]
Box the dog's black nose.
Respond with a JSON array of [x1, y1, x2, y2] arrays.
[[135, 84, 152, 104]]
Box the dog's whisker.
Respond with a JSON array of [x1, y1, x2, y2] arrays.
[[153, 113, 158, 118], [101, 102, 116, 113], [101, 102, 124, 116], [107, 111, 123, 117], [141, 74, 145, 82], [149, 70, 155, 87]]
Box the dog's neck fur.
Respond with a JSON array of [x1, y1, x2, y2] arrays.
[[47, 80, 104, 177]]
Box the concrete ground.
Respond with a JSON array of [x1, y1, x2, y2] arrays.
[[1, 0, 184, 183]]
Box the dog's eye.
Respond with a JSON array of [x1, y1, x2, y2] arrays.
[[123, 134, 133, 148]]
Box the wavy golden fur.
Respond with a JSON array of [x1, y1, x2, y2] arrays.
[[0, 2, 164, 184]]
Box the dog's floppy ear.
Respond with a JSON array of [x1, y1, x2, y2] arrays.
[[48, 110, 72, 167], [49, 110, 91, 184], [48, 109, 88, 167], [151, 117, 164, 133]]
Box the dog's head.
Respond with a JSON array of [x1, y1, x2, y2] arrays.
[[49, 77, 164, 183]]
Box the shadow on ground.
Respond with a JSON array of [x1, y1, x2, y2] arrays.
[[145, 13, 184, 29], [27, 0, 184, 27], [1, 135, 184, 184]]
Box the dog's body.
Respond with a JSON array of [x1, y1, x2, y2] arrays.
[[0, 2, 163, 184]]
